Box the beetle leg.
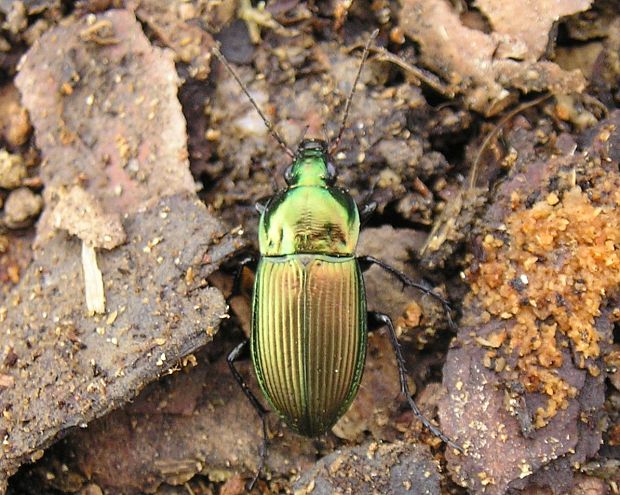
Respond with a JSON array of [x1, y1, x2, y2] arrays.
[[227, 339, 270, 490], [368, 311, 463, 452], [255, 201, 267, 215], [357, 255, 455, 329], [231, 254, 259, 299], [359, 201, 377, 226]]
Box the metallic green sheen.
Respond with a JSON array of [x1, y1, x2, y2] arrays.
[[258, 157, 359, 257], [251, 255, 367, 436], [251, 146, 367, 436]]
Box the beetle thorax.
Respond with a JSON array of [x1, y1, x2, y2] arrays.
[[258, 150, 360, 256]]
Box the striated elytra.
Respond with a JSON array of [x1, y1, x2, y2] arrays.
[[252, 139, 367, 437]]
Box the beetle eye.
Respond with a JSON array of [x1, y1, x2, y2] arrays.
[[284, 165, 294, 184]]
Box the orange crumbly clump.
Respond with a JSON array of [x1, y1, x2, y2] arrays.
[[469, 185, 620, 426]]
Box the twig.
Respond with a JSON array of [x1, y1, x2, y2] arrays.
[[367, 47, 455, 97], [469, 93, 553, 189]]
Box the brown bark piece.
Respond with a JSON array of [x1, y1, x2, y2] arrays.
[[0, 10, 238, 489], [31, 356, 318, 494], [293, 442, 441, 495], [399, 0, 587, 115], [15, 9, 197, 224], [475, 0, 593, 60], [439, 113, 620, 494], [0, 192, 234, 490]]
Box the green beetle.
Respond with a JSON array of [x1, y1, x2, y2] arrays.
[[213, 34, 460, 488], [252, 138, 367, 437]]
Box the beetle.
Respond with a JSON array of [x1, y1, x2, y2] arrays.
[[212, 32, 461, 488]]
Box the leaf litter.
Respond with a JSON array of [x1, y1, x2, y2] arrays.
[[0, 9, 237, 492], [1, 1, 619, 494]]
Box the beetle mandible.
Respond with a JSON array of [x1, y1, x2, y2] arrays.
[[212, 31, 461, 488]]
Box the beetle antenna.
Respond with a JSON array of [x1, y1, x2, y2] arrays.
[[321, 123, 329, 142], [299, 124, 310, 143], [212, 43, 296, 159], [330, 29, 379, 155], [251, 160, 279, 191]]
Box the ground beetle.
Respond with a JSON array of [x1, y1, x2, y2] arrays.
[[212, 32, 461, 489]]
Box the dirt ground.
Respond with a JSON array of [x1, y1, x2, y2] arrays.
[[0, 1, 618, 494]]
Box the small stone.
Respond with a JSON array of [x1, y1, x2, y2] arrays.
[[0, 150, 26, 189], [3, 187, 43, 228], [178, 3, 196, 21], [390, 26, 405, 44], [4, 1, 27, 35], [0, 86, 32, 146], [546, 192, 560, 206], [5, 104, 31, 146], [0, 35, 9, 52], [81, 484, 104, 495]]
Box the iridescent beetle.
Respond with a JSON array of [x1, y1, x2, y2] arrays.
[[212, 32, 461, 488]]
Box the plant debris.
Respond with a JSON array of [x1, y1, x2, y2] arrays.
[[439, 113, 620, 494], [400, 0, 588, 115], [293, 442, 441, 495], [0, 10, 238, 490], [0, 1, 618, 494]]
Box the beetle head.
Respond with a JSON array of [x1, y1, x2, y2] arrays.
[[285, 139, 336, 187]]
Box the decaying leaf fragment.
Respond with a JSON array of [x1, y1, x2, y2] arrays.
[[475, 0, 593, 60], [399, 0, 589, 114]]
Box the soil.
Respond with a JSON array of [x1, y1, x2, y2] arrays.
[[0, 1, 618, 494]]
